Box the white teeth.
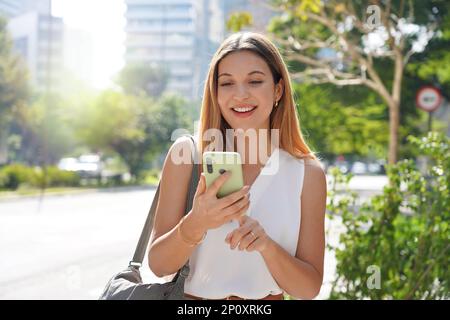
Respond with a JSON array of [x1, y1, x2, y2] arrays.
[[232, 106, 256, 113]]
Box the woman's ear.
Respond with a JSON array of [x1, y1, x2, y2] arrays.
[[275, 79, 284, 102]]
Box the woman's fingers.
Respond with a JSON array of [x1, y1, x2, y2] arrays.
[[244, 236, 265, 252], [224, 202, 250, 224], [227, 221, 257, 249], [206, 171, 231, 197], [220, 193, 250, 217], [216, 185, 250, 209], [238, 231, 259, 251], [195, 173, 206, 197]]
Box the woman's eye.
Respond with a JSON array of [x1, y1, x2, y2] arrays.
[[250, 80, 263, 85], [220, 83, 233, 87]]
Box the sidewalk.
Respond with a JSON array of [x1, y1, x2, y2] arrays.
[[0, 184, 157, 202], [315, 214, 344, 300]]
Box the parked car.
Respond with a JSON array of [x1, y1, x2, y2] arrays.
[[57, 154, 104, 179], [351, 161, 368, 175]]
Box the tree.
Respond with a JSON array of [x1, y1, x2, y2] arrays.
[[73, 90, 193, 180], [406, 7, 450, 96], [116, 62, 170, 98], [267, 0, 447, 164], [295, 82, 389, 160], [11, 94, 76, 165], [0, 16, 29, 164], [227, 12, 254, 32]]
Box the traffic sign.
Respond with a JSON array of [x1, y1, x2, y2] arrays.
[[416, 86, 442, 112]]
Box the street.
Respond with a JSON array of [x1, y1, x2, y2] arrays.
[[0, 175, 387, 300]]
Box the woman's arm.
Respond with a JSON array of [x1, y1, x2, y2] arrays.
[[260, 161, 327, 299], [148, 137, 206, 277]]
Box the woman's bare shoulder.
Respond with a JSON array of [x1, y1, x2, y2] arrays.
[[302, 158, 327, 195], [303, 157, 323, 168], [166, 136, 196, 167]]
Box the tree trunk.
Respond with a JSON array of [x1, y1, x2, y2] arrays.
[[388, 50, 404, 165], [388, 100, 400, 165]]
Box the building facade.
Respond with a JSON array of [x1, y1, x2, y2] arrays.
[[4, 0, 65, 92], [0, 0, 22, 18], [125, 0, 200, 99], [124, 0, 275, 101], [8, 11, 64, 92]]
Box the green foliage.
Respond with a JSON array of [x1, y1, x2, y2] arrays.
[[226, 12, 253, 32], [295, 83, 389, 160], [0, 164, 32, 190], [406, 4, 450, 96], [0, 16, 30, 165], [11, 94, 77, 165], [328, 132, 449, 299], [0, 16, 29, 118], [268, 0, 450, 164], [73, 90, 193, 180], [0, 164, 80, 190], [30, 166, 81, 188], [116, 62, 170, 98]]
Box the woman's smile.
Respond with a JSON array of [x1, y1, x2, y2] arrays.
[[231, 105, 258, 118]]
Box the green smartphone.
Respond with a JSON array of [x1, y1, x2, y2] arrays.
[[202, 151, 244, 199]]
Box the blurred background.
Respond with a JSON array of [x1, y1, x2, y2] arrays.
[[0, 0, 448, 300]]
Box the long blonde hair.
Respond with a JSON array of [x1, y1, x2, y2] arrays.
[[198, 32, 315, 160]]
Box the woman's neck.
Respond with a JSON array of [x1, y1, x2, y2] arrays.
[[232, 128, 275, 166]]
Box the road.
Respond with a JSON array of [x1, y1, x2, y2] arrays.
[[0, 175, 387, 300]]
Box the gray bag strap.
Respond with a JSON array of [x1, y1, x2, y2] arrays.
[[129, 135, 199, 268]]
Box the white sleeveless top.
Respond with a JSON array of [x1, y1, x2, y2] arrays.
[[184, 147, 305, 299]]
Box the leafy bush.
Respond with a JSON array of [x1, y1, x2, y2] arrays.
[[31, 166, 80, 188], [0, 164, 33, 190], [328, 132, 449, 299], [0, 164, 81, 190]]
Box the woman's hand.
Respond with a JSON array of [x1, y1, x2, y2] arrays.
[[225, 215, 272, 253], [189, 172, 250, 233]]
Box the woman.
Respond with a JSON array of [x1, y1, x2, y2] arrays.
[[148, 32, 327, 300]]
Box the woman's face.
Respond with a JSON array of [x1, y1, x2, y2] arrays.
[[217, 50, 283, 132]]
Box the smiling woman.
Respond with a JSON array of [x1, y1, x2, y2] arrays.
[[148, 32, 327, 300], [217, 51, 283, 129]]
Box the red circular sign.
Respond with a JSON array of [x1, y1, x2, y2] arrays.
[[416, 86, 442, 112]]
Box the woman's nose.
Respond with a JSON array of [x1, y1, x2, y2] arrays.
[[233, 84, 249, 99]]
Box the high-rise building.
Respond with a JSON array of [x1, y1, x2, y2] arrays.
[[7, 6, 64, 92], [124, 0, 276, 101], [0, 0, 22, 18], [125, 0, 226, 100], [125, 0, 197, 99], [0, 0, 51, 19], [19, 0, 51, 16]]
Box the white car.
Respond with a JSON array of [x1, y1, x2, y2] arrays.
[[58, 155, 103, 178]]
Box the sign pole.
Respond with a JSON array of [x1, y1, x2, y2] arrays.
[[428, 111, 432, 132]]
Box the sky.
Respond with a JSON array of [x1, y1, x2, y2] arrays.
[[52, 0, 126, 89]]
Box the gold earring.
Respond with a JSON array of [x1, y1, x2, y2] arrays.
[[275, 100, 279, 108]]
